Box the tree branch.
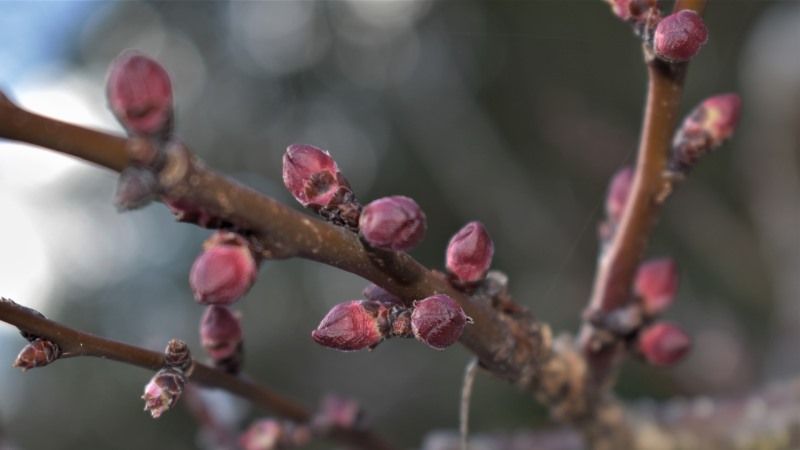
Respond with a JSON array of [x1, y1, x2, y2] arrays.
[[0, 299, 394, 450]]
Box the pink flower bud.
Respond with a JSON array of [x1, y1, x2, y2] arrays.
[[362, 283, 403, 306], [240, 419, 281, 450], [200, 306, 243, 361], [282, 144, 349, 209], [190, 232, 258, 305], [107, 51, 173, 137], [638, 322, 691, 366], [313, 395, 362, 431], [445, 221, 494, 284], [359, 196, 426, 251], [605, 166, 634, 224], [411, 295, 470, 350], [606, 0, 655, 21], [311, 301, 384, 351], [653, 10, 708, 63], [671, 94, 741, 171], [634, 258, 679, 316], [142, 368, 185, 418], [12, 339, 61, 372]]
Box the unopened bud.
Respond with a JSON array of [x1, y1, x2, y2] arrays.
[[142, 368, 185, 418], [239, 419, 311, 450], [362, 283, 403, 306], [606, 0, 656, 21], [638, 322, 691, 366], [359, 196, 426, 251], [411, 295, 470, 350], [445, 221, 494, 284], [634, 258, 679, 316], [200, 306, 243, 361], [606, 166, 634, 224], [12, 339, 61, 372], [107, 51, 173, 137], [311, 301, 385, 351], [282, 144, 351, 209], [190, 232, 258, 305], [115, 166, 159, 211], [671, 94, 741, 171], [313, 395, 362, 431], [164, 339, 192, 373], [653, 10, 708, 63]]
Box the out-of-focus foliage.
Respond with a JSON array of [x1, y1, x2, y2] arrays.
[[0, 1, 795, 449]]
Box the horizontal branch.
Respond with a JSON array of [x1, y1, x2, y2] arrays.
[[0, 299, 394, 450]]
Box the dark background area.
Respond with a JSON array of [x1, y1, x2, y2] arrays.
[[1, 1, 797, 449]]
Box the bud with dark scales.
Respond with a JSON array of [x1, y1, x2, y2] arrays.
[[106, 51, 173, 137], [200, 305, 243, 361], [411, 295, 471, 350], [164, 339, 192, 373], [446, 221, 494, 284], [142, 368, 185, 418], [114, 166, 159, 211], [634, 258, 679, 316], [311, 301, 385, 351], [359, 196, 426, 251], [638, 322, 691, 366], [653, 10, 708, 63], [190, 232, 258, 305], [671, 94, 742, 172], [13, 339, 61, 372]]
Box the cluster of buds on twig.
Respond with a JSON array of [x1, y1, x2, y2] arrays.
[[4, 299, 63, 372], [142, 339, 194, 418], [311, 292, 471, 352]]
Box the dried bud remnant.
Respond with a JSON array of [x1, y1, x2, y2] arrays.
[[634, 258, 679, 316], [359, 196, 426, 251], [311, 301, 384, 351], [282, 144, 350, 209], [446, 221, 494, 284], [638, 322, 691, 366], [606, 166, 634, 224], [653, 10, 708, 63], [190, 232, 258, 305], [107, 51, 173, 137], [200, 306, 243, 361], [411, 295, 470, 350], [13, 339, 61, 372], [671, 94, 742, 171], [142, 368, 185, 418]]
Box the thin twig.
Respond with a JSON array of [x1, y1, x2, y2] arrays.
[[460, 358, 479, 450]]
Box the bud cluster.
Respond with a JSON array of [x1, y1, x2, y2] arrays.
[[282, 144, 361, 229], [311, 293, 470, 351], [670, 94, 742, 173], [141, 339, 194, 418]]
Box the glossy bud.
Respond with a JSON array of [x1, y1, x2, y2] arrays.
[[671, 94, 741, 171], [311, 301, 384, 351], [107, 51, 173, 137], [190, 232, 258, 305], [142, 368, 185, 418], [359, 196, 426, 251], [282, 144, 348, 209], [411, 295, 470, 350], [634, 258, 679, 316], [653, 10, 708, 63], [12, 339, 61, 372], [446, 221, 494, 284], [638, 322, 691, 366], [606, 166, 634, 224], [200, 306, 243, 361]]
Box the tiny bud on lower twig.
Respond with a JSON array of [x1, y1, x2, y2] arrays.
[[411, 295, 471, 350], [12, 339, 61, 372], [190, 232, 259, 305], [359, 196, 427, 251], [164, 339, 193, 373], [106, 50, 174, 138], [634, 258, 679, 316], [653, 10, 708, 63], [311, 301, 385, 351], [142, 367, 185, 418], [638, 322, 691, 366], [446, 222, 494, 284]]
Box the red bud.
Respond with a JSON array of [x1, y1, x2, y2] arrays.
[[605, 166, 634, 224], [200, 306, 243, 361], [12, 339, 61, 372], [311, 301, 384, 351], [411, 295, 470, 350], [190, 232, 258, 305], [653, 10, 708, 63], [359, 196, 426, 251], [634, 258, 679, 316], [638, 322, 691, 366], [107, 51, 173, 137], [606, 0, 656, 21], [282, 144, 349, 209], [445, 221, 494, 284], [142, 368, 185, 418], [671, 94, 741, 171]]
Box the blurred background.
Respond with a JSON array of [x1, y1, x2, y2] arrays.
[[0, 1, 797, 449]]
